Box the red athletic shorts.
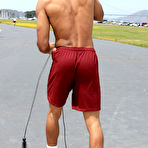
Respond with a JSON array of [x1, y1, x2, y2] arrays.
[[47, 46, 101, 111]]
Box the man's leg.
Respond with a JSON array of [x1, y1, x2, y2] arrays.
[[83, 111, 104, 148], [46, 104, 62, 146]]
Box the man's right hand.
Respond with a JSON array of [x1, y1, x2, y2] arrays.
[[49, 42, 57, 54]]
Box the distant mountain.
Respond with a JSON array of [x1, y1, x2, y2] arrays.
[[116, 10, 148, 23]]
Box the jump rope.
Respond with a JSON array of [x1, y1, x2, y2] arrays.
[[22, 55, 68, 148]]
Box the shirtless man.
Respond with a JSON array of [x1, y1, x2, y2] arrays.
[[36, 0, 104, 148]]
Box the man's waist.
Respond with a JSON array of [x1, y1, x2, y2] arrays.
[[56, 46, 95, 52]]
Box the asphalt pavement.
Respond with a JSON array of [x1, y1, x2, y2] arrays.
[[0, 24, 148, 148]]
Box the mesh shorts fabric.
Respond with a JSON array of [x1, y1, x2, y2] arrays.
[[47, 46, 101, 112]]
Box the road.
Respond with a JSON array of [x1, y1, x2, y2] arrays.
[[0, 24, 148, 148]]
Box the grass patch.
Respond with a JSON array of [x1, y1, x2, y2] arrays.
[[93, 24, 148, 48], [0, 19, 37, 28], [0, 19, 37, 24], [0, 19, 148, 48]]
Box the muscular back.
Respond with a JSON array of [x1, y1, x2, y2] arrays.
[[36, 0, 103, 52], [45, 0, 94, 48]]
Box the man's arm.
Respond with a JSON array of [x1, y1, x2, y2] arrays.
[[94, 0, 104, 21], [36, 0, 51, 54]]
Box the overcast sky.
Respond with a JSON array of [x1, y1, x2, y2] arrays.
[[0, 0, 148, 14]]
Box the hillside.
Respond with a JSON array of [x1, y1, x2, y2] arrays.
[[117, 10, 148, 23]]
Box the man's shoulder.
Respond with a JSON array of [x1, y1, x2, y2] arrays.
[[37, 0, 51, 6], [36, 0, 51, 13]]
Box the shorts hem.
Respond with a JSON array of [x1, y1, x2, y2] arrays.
[[48, 97, 64, 108], [72, 106, 101, 112]]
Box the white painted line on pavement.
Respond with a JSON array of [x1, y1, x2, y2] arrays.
[[0, 29, 2, 32]]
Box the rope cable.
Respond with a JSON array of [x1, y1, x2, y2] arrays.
[[22, 54, 68, 148]]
